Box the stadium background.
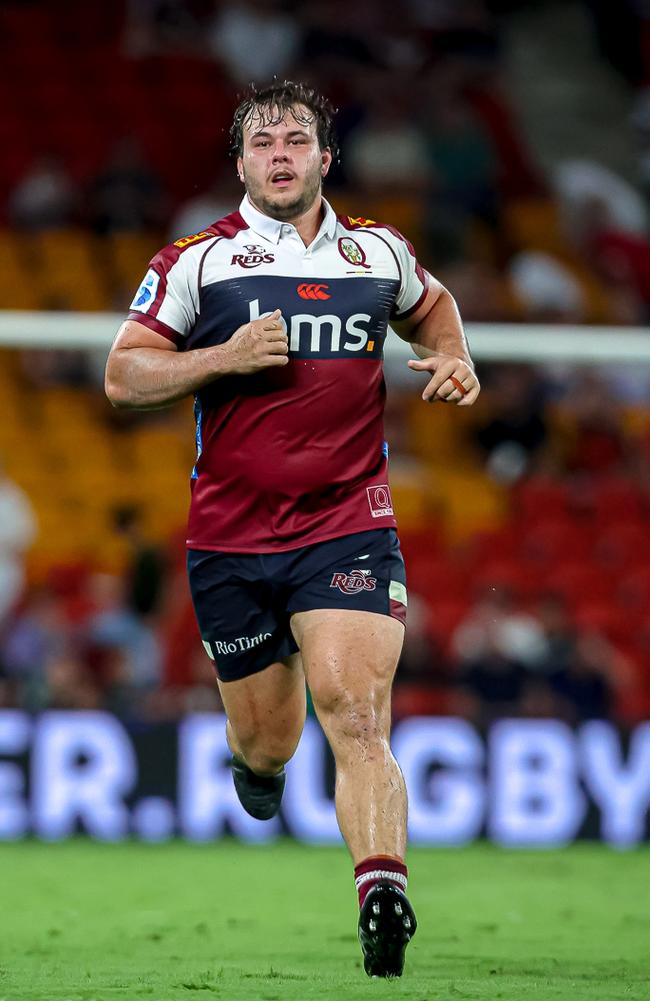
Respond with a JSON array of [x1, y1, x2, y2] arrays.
[[0, 0, 650, 848]]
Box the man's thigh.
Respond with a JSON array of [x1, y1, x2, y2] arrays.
[[291, 609, 404, 718], [217, 653, 306, 751]]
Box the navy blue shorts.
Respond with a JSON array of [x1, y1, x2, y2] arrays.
[[187, 528, 407, 682]]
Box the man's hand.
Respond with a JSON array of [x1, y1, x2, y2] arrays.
[[223, 308, 289, 374], [408, 355, 480, 406]]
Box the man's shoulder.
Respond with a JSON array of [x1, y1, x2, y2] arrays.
[[336, 214, 414, 250], [151, 211, 249, 273]]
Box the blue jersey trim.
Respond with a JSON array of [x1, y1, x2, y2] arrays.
[[191, 395, 203, 479]]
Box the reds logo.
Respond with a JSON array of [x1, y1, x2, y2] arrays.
[[297, 283, 330, 300], [231, 244, 275, 268], [330, 569, 377, 594]]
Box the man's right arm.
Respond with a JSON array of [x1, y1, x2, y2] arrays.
[[105, 310, 288, 410]]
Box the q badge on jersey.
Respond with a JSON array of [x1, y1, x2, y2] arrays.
[[130, 269, 160, 313]]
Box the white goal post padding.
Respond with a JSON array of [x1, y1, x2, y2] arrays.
[[0, 310, 649, 365]]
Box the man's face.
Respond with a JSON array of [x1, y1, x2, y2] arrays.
[[238, 104, 332, 221]]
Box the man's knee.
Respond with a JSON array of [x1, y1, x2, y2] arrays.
[[239, 746, 290, 776], [232, 724, 302, 776], [311, 684, 391, 754]]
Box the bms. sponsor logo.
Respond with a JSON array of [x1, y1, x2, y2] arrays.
[[330, 569, 377, 594], [248, 299, 375, 354]]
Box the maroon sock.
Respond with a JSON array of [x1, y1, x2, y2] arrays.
[[354, 854, 408, 909]]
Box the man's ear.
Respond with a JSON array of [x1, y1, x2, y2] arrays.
[[321, 148, 333, 177], [237, 156, 245, 182]]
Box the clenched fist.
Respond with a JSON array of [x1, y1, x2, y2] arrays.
[[223, 308, 289, 375]]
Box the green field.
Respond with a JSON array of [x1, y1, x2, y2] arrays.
[[1, 840, 648, 1000]]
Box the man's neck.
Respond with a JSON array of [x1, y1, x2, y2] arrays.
[[287, 199, 324, 247], [249, 195, 324, 247]]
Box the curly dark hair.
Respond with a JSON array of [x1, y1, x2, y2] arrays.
[[229, 81, 339, 162]]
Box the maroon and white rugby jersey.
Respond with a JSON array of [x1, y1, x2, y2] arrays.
[[127, 196, 430, 552]]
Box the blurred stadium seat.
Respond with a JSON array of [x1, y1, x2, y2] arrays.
[[0, 0, 647, 730]]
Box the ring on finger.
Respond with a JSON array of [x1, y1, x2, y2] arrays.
[[450, 375, 468, 396]]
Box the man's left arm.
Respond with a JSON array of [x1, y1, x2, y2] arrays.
[[394, 278, 480, 406]]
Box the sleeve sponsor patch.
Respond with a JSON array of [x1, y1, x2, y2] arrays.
[[130, 269, 160, 313], [173, 230, 212, 249]]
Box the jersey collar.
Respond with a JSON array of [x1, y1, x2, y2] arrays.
[[239, 195, 337, 245]]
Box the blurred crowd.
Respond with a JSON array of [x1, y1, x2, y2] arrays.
[[1, 359, 649, 725], [4, 0, 650, 325], [0, 516, 638, 728], [1, 0, 649, 725], [0, 545, 634, 727]]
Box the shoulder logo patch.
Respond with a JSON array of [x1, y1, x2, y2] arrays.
[[338, 236, 370, 269], [173, 231, 212, 249], [130, 269, 160, 313], [347, 216, 376, 227]]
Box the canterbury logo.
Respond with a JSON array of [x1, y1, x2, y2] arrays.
[[297, 283, 330, 300]]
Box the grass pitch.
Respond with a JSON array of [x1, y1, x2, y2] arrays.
[[1, 840, 648, 1000]]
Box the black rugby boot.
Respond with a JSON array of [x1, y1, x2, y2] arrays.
[[231, 756, 286, 820], [358, 881, 417, 978]]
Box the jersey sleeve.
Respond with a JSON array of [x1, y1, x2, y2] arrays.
[[382, 226, 431, 321], [126, 242, 203, 345]]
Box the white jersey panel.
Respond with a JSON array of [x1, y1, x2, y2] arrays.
[[376, 227, 430, 318], [155, 249, 203, 338]]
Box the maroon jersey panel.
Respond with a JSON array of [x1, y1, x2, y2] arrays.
[[187, 358, 396, 552]]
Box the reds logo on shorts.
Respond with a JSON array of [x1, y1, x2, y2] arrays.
[[330, 569, 377, 594]]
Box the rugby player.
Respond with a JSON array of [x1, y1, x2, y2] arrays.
[[105, 81, 480, 978]]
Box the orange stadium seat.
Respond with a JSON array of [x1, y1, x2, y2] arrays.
[[107, 233, 161, 301], [31, 230, 110, 311], [504, 199, 566, 257], [426, 468, 508, 542], [0, 231, 39, 308]]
